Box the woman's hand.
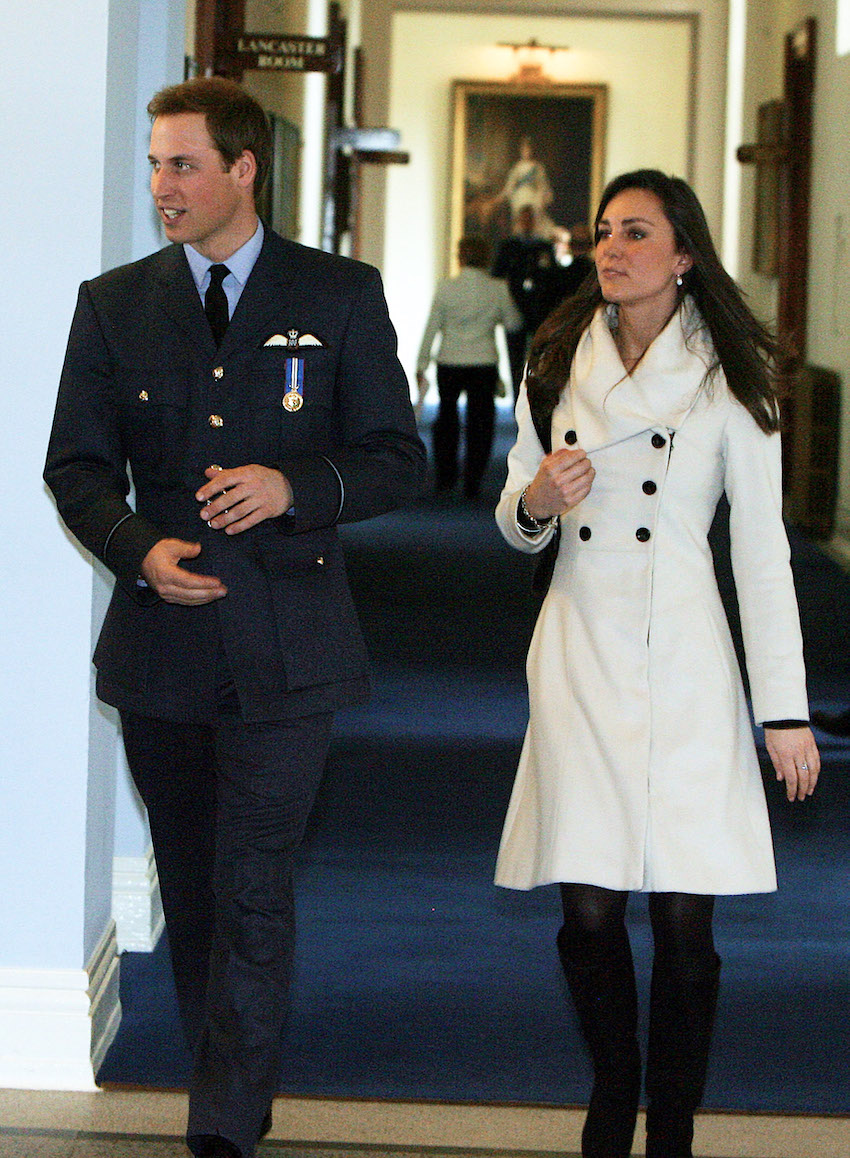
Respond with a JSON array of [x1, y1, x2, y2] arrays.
[[524, 447, 595, 520], [764, 726, 820, 801]]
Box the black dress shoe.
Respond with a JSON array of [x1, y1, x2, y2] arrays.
[[811, 707, 850, 736], [196, 1137, 241, 1158], [191, 1106, 271, 1156]]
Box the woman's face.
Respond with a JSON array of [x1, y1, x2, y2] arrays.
[[594, 187, 692, 315]]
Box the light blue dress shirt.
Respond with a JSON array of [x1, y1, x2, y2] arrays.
[[184, 219, 265, 318]]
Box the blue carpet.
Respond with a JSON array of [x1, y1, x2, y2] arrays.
[[99, 410, 850, 1113]]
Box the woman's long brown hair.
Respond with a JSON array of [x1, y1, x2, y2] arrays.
[[526, 169, 784, 435]]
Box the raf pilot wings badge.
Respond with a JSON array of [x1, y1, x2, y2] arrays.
[[263, 329, 327, 412]]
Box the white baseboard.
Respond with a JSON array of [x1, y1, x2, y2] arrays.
[[112, 845, 164, 953], [0, 920, 121, 1090]]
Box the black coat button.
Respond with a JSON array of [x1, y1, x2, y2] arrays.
[[565, 429, 578, 445], [642, 480, 657, 495], [636, 527, 651, 542], [651, 432, 667, 449], [579, 526, 592, 541]]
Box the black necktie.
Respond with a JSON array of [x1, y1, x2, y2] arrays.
[[205, 264, 230, 347]]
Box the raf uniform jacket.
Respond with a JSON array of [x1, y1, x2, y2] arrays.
[[45, 229, 426, 723], [491, 235, 561, 332]]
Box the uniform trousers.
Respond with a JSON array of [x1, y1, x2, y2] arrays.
[[433, 363, 499, 497], [505, 326, 530, 399], [121, 704, 333, 1158]]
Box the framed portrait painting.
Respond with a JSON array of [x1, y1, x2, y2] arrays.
[[449, 80, 607, 271]]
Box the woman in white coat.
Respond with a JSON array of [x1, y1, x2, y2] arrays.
[[494, 170, 820, 1158]]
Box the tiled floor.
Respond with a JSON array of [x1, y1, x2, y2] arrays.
[[0, 1090, 848, 1158], [0, 1133, 581, 1158], [0, 1134, 182, 1158], [0, 1135, 563, 1158]]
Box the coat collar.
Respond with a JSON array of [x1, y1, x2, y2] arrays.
[[149, 231, 302, 358], [218, 230, 303, 356], [568, 296, 714, 451], [149, 244, 211, 353]]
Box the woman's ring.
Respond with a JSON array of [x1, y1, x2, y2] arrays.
[[801, 762, 809, 771]]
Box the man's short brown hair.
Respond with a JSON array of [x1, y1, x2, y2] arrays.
[[147, 77, 272, 195]]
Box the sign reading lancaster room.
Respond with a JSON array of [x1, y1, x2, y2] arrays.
[[232, 34, 341, 72]]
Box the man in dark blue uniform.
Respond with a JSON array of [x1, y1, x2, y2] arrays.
[[45, 77, 425, 1158], [491, 204, 561, 398]]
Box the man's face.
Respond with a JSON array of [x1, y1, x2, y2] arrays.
[[148, 112, 255, 261]]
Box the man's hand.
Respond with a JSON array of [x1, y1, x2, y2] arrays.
[[140, 539, 227, 605], [196, 464, 293, 534]]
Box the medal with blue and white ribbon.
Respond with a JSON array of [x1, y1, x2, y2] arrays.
[[282, 357, 304, 412]]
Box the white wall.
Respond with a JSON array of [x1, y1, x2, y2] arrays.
[[734, 0, 789, 323], [0, 0, 113, 1085], [0, 0, 183, 1089], [111, 0, 184, 878], [382, 9, 694, 386], [0, 1, 110, 975]]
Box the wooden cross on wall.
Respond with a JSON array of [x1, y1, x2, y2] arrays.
[[736, 17, 815, 367], [327, 45, 409, 256], [737, 99, 785, 277], [323, 30, 409, 255], [736, 17, 817, 504]]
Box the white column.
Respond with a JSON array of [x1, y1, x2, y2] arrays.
[[112, 741, 164, 955], [722, 0, 747, 277], [106, 0, 181, 957], [0, 0, 182, 1090], [300, 0, 328, 247]]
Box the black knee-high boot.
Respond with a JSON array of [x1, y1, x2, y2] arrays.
[[557, 927, 642, 1158], [644, 949, 721, 1158]]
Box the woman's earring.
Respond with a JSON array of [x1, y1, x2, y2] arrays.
[[676, 274, 683, 287]]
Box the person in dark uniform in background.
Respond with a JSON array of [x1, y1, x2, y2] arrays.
[[492, 204, 561, 398], [44, 77, 425, 1158]]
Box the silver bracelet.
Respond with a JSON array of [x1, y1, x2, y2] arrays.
[[519, 486, 556, 533]]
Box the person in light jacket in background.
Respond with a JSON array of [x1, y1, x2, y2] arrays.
[[494, 169, 820, 1158], [417, 236, 522, 497]]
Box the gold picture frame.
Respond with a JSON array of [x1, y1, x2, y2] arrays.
[[449, 80, 607, 272]]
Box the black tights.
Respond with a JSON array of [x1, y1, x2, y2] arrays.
[[559, 883, 715, 966], [558, 884, 719, 1158]]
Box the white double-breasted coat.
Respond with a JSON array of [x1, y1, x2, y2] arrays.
[[495, 301, 810, 894]]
